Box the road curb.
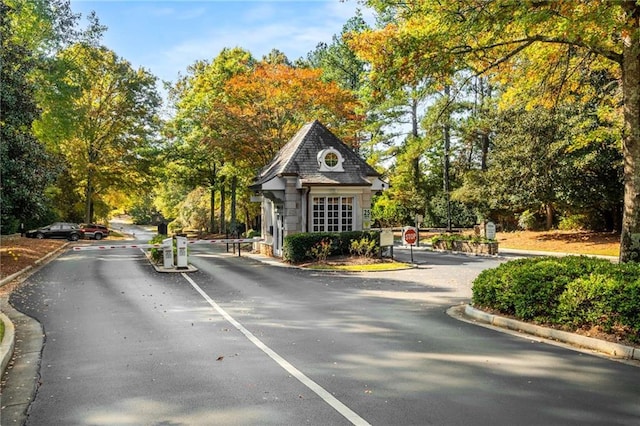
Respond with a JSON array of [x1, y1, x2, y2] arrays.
[[1, 242, 68, 385], [461, 304, 639, 361], [0, 310, 15, 375], [0, 242, 69, 288]]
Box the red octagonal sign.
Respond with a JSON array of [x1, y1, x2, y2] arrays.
[[403, 227, 417, 245]]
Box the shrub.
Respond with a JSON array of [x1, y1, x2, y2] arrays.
[[308, 239, 333, 262], [283, 231, 380, 263], [350, 237, 377, 258], [245, 229, 260, 238], [148, 234, 170, 264], [431, 233, 495, 249], [557, 264, 640, 339], [472, 256, 640, 341], [517, 209, 537, 230]]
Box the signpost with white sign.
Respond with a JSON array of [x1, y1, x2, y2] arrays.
[[380, 228, 394, 260], [362, 208, 372, 229]]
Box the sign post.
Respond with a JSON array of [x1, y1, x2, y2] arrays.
[[380, 228, 394, 260], [403, 226, 418, 263], [362, 208, 372, 230]]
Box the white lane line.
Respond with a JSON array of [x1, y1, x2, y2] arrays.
[[181, 273, 371, 426]]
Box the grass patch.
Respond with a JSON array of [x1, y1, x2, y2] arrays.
[[308, 261, 410, 272]]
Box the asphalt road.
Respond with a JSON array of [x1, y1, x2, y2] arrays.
[[5, 238, 640, 425]]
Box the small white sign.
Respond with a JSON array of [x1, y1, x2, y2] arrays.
[[380, 228, 394, 246], [362, 208, 372, 229], [485, 221, 496, 240]]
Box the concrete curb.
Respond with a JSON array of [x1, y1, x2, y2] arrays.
[[1, 242, 68, 380], [0, 242, 69, 288], [463, 304, 639, 361], [0, 310, 16, 375]]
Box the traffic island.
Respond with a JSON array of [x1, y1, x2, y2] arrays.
[[450, 304, 640, 362]]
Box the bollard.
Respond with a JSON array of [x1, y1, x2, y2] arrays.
[[162, 237, 174, 269], [175, 235, 188, 269]]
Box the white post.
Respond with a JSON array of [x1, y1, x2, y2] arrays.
[[162, 237, 174, 269], [175, 235, 188, 269]]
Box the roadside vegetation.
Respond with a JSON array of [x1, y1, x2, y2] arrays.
[[472, 256, 640, 345]]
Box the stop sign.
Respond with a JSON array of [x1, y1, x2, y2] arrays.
[[403, 227, 418, 245]]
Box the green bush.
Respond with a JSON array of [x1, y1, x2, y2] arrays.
[[472, 256, 640, 342], [308, 239, 334, 262], [517, 209, 537, 230], [149, 234, 170, 264], [350, 237, 377, 258], [283, 231, 380, 263], [245, 229, 260, 238], [431, 233, 495, 249]]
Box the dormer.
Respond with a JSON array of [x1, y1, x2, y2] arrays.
[[317, 147, 344, 172]]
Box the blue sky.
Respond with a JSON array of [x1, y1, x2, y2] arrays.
[[69, 0, 373, 85]]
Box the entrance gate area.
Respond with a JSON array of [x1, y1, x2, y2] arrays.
[[73, 236, 263, 271]]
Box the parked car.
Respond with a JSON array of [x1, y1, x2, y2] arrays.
[[25, 222, 84, 241], [79, 223, 110, 240]]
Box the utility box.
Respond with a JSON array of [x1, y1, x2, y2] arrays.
[[175, 235, 188, 269], [162, 237, 174, 269]]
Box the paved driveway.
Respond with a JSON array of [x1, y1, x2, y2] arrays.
[[3, 242, 639, 425]]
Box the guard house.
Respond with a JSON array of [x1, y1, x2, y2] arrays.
[[250, 120, 387, 257]]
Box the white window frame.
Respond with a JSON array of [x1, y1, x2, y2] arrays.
[[312, 196, 354, 232]]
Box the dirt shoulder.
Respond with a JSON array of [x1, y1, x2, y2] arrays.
[[496, 230, 620, 257], [0, 236, 68, 281]]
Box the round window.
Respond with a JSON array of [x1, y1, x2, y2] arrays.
[[324, 152, 339, 168]]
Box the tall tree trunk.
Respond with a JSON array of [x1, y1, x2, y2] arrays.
[[480, 79, 491, 171], [443, 85, 452, 231], [620, 2, 640, 262], [219, 176, 226, 235], [545, 203, 554, 231], [84, 170, 93, 223], [230, 175, 237, 236], [209, 163, 217, 233], [411, 96, 421, 186]]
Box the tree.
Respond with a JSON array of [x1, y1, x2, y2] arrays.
[[305, 12, 370, 92], [0, 0, 102, 231], [166, 48, 256, 232], [34, 43, 161, 223], [212, 61, 363, 166], [357, 0, 640, 262], [1, 1, 60, 231]]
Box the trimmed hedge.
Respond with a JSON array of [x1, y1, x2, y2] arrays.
[[472, 256, 640, 342], [283, 231, 380, 264]]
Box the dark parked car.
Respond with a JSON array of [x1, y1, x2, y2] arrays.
[[79, 223, 110, 240], [25, 222, 84, 241]]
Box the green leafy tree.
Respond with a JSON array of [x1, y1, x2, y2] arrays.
[[1, 1, 58, 232], [357, 0, 639, 261], [165, 48, 255, 232], [34, 43, 161, 223]]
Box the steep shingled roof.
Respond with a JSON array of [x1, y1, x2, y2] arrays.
[[251, 120, 380, 188]]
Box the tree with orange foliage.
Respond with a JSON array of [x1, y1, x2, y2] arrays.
[[209, 61, 363, 169]]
